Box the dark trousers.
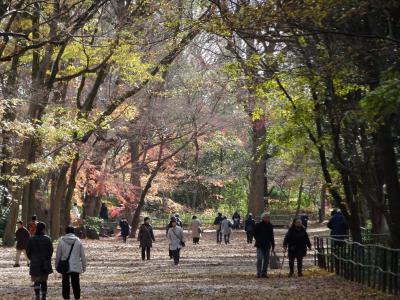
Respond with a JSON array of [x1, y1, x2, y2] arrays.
[[224, 234, 230, 244], [193, 237, 200, 244], [256, 247, 270, 276], [172, 248, 181, 265], [141, 246, 151, 260], [246, 232, 254, 243], [169, 248, 173, 259], [62, 272, 80, 300], [34, 281, 47, 299], [288, 253, 303, 275], [122, 235, 127, 243], [216, 229, 222, 243]]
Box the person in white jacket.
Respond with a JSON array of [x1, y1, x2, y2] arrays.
[[220, 216, 232, 244], [72, 203, 80, 222], [167, 217, 185, 265], [190, 216, 202, 244], [55, 226, 86, 300]]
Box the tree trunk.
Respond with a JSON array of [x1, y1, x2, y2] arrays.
[[50, 164, 68, 239], [377, 121, 400, 247], [319, 184, 326, 223], [63, 154, 79, 227], [128, 139, 142, 223], [2, 189, 21, 246], [295, 179, 304, 217], [130, 169, 159, 237], [83, 195, 100, 218], [248, 120, 267, 217]]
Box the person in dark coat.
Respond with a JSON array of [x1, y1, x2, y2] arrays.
[[300, 210, 309, 229], [232, 211, 241, 229], [283, 218, 312, 277], [213, 212, 223, 244], [138, 217, 155, 260], [26, 222, 53, 300], [245, 214, 256, 244], [14, 220, 30, 267], [253, 213, 275, 278], [99, 203, 109, 220], [327, 210, 349, 245], [119, 218, 130, 243]]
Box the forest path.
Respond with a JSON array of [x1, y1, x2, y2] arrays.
[[0, 228, 395, 299]]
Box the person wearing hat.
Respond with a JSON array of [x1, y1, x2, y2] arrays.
[[167, 217, 186, 265], [245, 213, 256, 244], [174, 213, 183, 228]]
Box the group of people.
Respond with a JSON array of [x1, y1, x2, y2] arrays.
[[13, 208, 349, 299], [15, 217, 86, 300], [213, 212, 236, 244]]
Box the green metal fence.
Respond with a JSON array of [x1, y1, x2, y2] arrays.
[[314, 236, 400, 295], [360, 227, 391, 245]]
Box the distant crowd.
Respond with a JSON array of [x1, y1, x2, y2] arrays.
[[13, 206, 348, 300]]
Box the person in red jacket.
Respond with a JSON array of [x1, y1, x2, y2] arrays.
[[28, 215, 38, 236]]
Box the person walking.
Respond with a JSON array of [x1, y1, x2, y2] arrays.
[[14, 220, 30, 267], [138, 217, 156, 260], [28, 215, 38, 236], [119, 218, 130, 243], [72, 203, 80, 223], [55, 225, 87, 300], [300, 210, 309, 229], [26, 222, 53, 300], [174, 213, 183, 228], [220, 216, 232, 244], [99, 203, 109, 220], [253, 213, 275, 278], [213, 212, 223, 244], [166, 217, 176, 259], [245, 213, 256, 244], [232, 211, 241, 229], [327, 209, 349, 245], [167, 218, 185, 265], [190, 216, 202, 244], [283, 218, 311, 277]]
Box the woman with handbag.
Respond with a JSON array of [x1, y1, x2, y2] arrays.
[[190, 215, 202, 244], [26, 222, 53, 300], [283, 218, 311, 277], [167, 217, 186, 265], [55, 226, 87, 300]]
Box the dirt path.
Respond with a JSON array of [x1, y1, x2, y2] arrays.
[[0, 228, 395, 299]]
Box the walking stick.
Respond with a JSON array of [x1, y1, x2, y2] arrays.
[[279, 249, 287, 278]]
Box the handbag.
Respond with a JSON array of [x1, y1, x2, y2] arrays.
[[56, 240, 76, 274], [171, 228, 185, 247], [269, 250, 281, 269]]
